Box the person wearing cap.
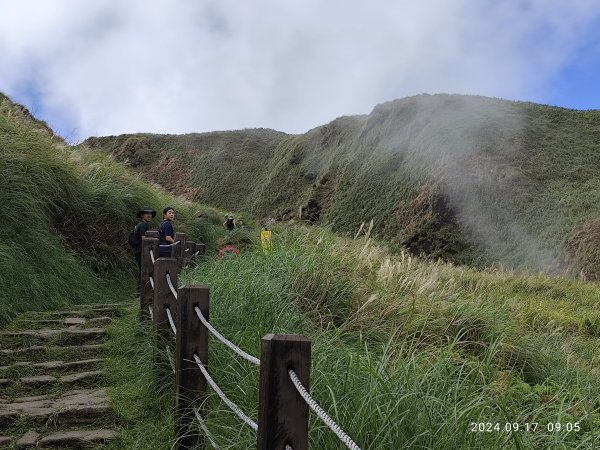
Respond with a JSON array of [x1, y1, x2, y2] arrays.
[[159, 206, 176, 257], [223, 215, 236, 234], [134, 207, 156, 269]]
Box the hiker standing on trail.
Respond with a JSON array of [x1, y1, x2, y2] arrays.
[[133, 207, 156, 269], [159, 206, 176, 257], [223, 215, 235, 234]]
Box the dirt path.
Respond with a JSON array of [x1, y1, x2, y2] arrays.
[[0, 304, 121, 449]]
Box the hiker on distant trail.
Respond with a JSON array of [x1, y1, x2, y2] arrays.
[[223, 215, 235, 234], [133, 207, 156, 269], [159, 206, 176, 257]]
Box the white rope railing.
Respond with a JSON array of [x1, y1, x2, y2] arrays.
[[149, 276, 154, 290], [166, 274, 178, 299], [192, 354, 258, 432], [168, 240, 181, 248], [166, 307, 177, 335], [166, 345, 175, 374], [194, 408, 220, 449], [150, 249, 156, 264], [148, 305, 154, 322], [289, 369, 362, 450], [194, 307, 260, 366]]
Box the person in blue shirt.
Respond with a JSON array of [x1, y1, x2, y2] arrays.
[[159, 206, 176, 257]]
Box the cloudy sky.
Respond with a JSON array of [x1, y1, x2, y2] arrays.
[[1, 0, 599, 142]]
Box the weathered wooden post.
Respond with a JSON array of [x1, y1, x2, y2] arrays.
[[195, 243, 206, 256], [183, 240, 195, 267], [257, 334, 311, 450], [140, 236, 159, 322], [146, 230, 159, 239], [175, 286, 210, 449], [174, 232, 187, 270], [152, 257, 178, 366]]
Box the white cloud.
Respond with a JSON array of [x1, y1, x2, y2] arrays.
[[0, 0, 599, 141]]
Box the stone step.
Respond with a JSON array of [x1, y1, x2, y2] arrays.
[[15, 430, 39, 448], [0, 344, 104, 366], [0, 358, 101, 375], [31, 307, 120, 318], [22, 316, 113, 329], [0, 388, 111, 427], [77, 303, 122, 308], [0, 328, 106, 347], [21, 428, 117, 448], [1, 328, 106, 340], [18, 370, 103, 387], [0, 345, 46, 357]]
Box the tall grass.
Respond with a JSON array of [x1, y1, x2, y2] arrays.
[[0, 95, 232, 449], [179, 223, 599, 449], [0, 96, 224, 323], [103, 300, 175, 449]]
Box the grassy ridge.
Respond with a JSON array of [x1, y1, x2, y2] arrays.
[[85, 94, 600, 278], [178, 223, 600, 449], [0, 94, 223, 323], [2, 90, 599, 448]]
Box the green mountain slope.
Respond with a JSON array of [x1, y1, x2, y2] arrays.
[[0, 93, 222, 324], [3, 92, 600, 449], [85, 94, 600, 278]]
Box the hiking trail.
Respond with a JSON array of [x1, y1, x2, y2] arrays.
[[0, 304, 121, 449]]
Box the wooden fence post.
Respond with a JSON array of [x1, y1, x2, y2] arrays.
[[257, 334, 311, 450], [152, 257, 178, 365], [140, 236, 159, 322], [174, 232, 187, 270], [175, 286, 210, 449], [183, 240, 195, 267], [145, 230, 159, 239]]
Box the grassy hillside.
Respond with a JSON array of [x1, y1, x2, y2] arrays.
[[177, 223, 600, 449], [0, 93, 231, 448], [3, 91, 599, 448], [0, 94, 222, 324], [85, 94, 600, 279]]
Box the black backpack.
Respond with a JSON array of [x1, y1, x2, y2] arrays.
[[128, 224, 139, 248]]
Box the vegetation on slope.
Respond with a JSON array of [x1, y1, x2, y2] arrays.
[[0, 94, 221, 321], [3, 90, 599, 448], [177, 223, 600, 449], [0, 93, 226, 446], [85, 94, 600, 278]]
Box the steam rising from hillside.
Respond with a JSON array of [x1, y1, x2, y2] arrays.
[[1, 0, 599, 141], [366, 95, 560, 271]]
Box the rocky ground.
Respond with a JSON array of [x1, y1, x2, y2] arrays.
[[0, 304, 121, 449]]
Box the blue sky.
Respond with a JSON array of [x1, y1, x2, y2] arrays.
[[543, 36, 600, 110], [1, 0, 599, 142]]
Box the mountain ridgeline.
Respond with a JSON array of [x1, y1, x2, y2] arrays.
[[84, 94, 600, 278]]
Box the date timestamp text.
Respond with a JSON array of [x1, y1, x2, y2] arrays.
[[470, 422, 580, 433]]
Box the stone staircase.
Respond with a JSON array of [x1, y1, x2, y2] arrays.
[[0, 304, 121, 448]]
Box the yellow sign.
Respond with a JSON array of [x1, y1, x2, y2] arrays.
[[260, 230, 272, 254]]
